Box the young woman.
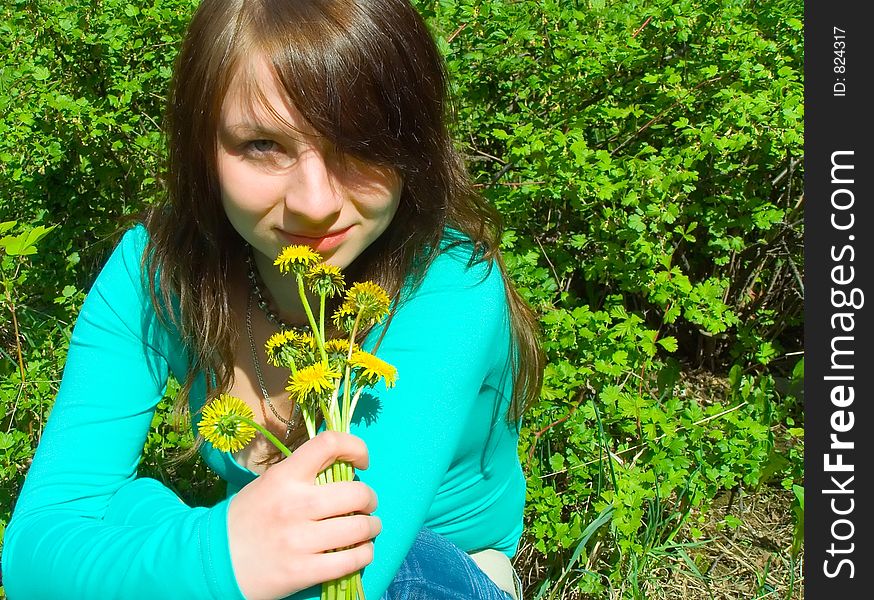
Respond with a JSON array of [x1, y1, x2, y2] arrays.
[[2, 1, 543, 598]]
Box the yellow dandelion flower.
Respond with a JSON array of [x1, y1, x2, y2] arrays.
[[286, 361, 342, 404], [349, 350, 397, 388], [345, 281, 391, 323], [265, 330, 298, 365], [198, 394, 257, 453], [331, 302, 357, 332], [264, 329, 314, 366], [306, 263, 345, 297], [265, 331, 289, 354], [324, 338, 354, 355], [296, 332, 316, 352], [274, 245, 321, 275]]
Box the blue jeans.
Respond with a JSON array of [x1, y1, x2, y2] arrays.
[[382, 528, 514, 600]]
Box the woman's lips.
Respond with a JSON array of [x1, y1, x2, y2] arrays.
[[278, 226, 352, 252]]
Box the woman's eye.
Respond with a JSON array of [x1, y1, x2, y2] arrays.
[[246, 139, 278, 154], [241, 139, 295, 169]]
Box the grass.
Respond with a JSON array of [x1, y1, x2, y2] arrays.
[[513, 368, 804, 600]]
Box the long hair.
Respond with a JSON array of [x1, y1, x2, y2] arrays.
[[144, 0, 543, 430]]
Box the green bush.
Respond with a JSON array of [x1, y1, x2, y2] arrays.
[[422, 0, 803, 594]]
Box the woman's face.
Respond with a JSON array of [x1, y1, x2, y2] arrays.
[[216, 57, 402, 272]]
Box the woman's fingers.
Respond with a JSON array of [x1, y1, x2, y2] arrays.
[[277, 431, 370, 482], [307, 481, 378, 521], [308, 514, 383, 554], [306, 541, 376, 583]]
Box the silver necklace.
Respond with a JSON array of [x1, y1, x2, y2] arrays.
[[245, 291, 298, 440], [246, 251, 291, 330]]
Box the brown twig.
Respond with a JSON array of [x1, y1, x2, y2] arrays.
[[632, 16, 653, 38], [3, 269, 26, 386], [473, 181, 545, 188], [610, 76, 723, 156], [470, 149, 506, 164], [533, 235, 563, 294], [9, 299, 25, 384], [2, 273, 27, 434], [447, 23, 468, 44], [527, 389, 587, 464]]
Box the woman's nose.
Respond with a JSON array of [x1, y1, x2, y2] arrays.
[[284, 148, 343, 223]]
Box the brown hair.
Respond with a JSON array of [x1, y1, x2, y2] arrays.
[[144, 0, 543, 432]]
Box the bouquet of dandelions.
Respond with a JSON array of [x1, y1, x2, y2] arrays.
[[198, 244, 396, 600]]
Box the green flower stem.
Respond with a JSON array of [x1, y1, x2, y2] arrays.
[[319, 398, 333, 430], [297, 274, 327, 362], [231, 416, 292, 457], [303, 408, 317, 439], [321, 559, 362, 600], [346, 313, 363, 362], [341, 364, 352, 430], [278, 349, 298, 376], [346, 388, 365, 431], [319, 293, 327, 344], [340, 312, 363, 432], [356, 572, 366, 600], [328, 385, 342, 433]]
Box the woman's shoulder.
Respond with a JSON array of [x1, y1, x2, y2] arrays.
[[422, 227, 503, 288], [85, 223, 186, 361], [89, 223, 149, 296], [397, 227, 507, 319], [119, 222, 150, 252]]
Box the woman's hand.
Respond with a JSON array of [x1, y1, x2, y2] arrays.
[[227, 431, 381, 600]]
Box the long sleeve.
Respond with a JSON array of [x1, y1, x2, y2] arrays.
[[1, 226, 245, 599]]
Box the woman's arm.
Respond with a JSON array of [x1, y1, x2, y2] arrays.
[[3, 227, 383, 600], [1, 227, 246, 599]]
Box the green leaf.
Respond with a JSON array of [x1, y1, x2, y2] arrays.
[[792, 357, 804, 381], [1, 225, 56, 256], [32, 66, 51, 81], [792, 484, 804, 509], [548, 453, 565, 472], [657, 336, 678, 352]]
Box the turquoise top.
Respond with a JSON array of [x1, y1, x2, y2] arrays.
[[2, 225, 525, 599]]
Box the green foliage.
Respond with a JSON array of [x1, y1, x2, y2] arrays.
[[0, 0, 196, 309], [427, 0, 803, 363], [418, 0, 803, 594], [2, 0, 803, 596]]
